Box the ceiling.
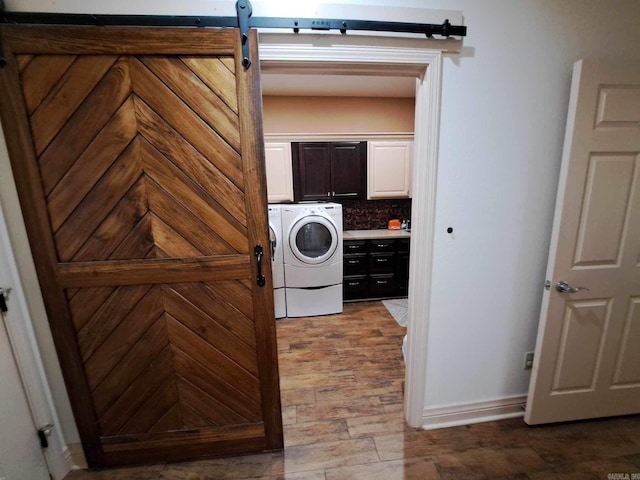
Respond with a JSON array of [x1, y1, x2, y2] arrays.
[[260, 73, 416, 98]]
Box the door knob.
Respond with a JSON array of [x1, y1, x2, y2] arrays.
[[555, 281, 589, 293]]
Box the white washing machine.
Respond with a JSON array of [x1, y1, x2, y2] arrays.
[[268, 204, 286, 319], [282, 202, 343, 317]]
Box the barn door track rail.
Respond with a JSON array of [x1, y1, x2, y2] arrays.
[[0, 0, 467, 68]]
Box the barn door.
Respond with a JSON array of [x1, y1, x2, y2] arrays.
[[0, 25, 282, 467]]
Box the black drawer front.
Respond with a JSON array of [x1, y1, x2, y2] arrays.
[[344, 254, 368, 276], [369, 252, 395, 274], [369, 274, 396, 297], [344, 275, 368, 299], [397, 252, 409, 295], [397, 238, 410, 252], [369, 239, 396, 252], [344, 240, 367, 254]]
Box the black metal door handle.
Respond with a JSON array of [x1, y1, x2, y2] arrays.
[[255, 245, 266, 287]]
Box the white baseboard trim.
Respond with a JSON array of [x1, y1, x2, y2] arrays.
[[421, 395, 527, 430], [65, 443, 87, 470]]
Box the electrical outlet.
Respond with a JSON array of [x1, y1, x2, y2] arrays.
[[523, 351, 534, 370]]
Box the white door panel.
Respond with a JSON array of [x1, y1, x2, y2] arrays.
[[526, 60, 640, 424], [0, 285, 50, 479]]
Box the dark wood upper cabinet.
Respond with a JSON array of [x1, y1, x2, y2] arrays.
[[292, 141, 366, 202]]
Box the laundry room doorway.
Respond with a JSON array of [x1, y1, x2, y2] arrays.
[[259, 40, 445, 428]]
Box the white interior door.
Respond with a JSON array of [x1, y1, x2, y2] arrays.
[[526, 60, 640, 424], [0, 306, 50, 480]]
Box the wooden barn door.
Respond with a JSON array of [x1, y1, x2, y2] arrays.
[[0, 26, 282, 467]]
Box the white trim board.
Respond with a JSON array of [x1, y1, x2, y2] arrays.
[[263, 132, 414, 142], [422, 396, 527, 430], [260, 41, 444, 429]]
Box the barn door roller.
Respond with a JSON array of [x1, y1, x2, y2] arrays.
[[0, 0, 467, 70]]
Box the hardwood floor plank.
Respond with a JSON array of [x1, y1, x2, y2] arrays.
[[325, 457, 440, 480], [62, 302, 640, 479], [282, 438, 379, 474], [283, 419, 350, 448]]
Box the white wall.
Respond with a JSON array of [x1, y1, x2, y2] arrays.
[[2, 0, 640, 447], [422, 0, 640, 409]]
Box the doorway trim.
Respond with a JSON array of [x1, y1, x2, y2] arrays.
[[259, 41, 443, 428]]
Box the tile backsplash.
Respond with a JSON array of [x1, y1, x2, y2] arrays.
[[337, 198, 412, 230]]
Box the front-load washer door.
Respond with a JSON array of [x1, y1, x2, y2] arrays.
[[290, 215, 338, 265]]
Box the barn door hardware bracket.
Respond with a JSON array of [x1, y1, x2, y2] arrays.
[[236, 0, 253, 69], [0, 0, 467, 71]]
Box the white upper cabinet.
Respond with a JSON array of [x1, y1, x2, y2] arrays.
[[264, 142, 294, 203], [367, 140, 414, 199]]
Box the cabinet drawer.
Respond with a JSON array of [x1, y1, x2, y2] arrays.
[[344, 275, 368, 299], [369, 252, 395, 274], [344, 254, 368, 276], [369, 274, 396, 297], [369, 239, 396, 252], [344, 240, 367, 254]]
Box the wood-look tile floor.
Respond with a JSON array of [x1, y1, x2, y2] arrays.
[[66, 301, 640, 479]]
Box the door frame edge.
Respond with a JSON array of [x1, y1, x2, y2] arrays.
[[259, 41, 444, 429]]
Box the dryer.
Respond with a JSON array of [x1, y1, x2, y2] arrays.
[[268, 204, 286, 319], [281, 202, 343, 317]]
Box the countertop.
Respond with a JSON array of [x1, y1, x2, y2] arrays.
[[343, 229, 411, 240]]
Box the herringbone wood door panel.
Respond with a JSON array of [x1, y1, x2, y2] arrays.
[[0, 26, 282, 467]]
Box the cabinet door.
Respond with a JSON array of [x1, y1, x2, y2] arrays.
[[367, 140, 413, 199], [330, 142, 366, 199], [265, 142, 294, 202], [292, 143, 332, 201]]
